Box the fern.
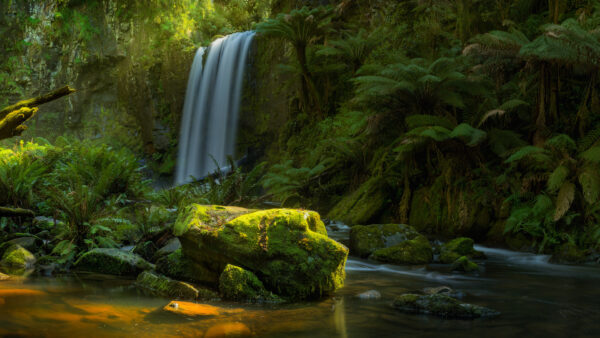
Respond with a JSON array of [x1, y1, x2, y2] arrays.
[[578, 167, 600, 205], [554, 182, 575, 221], [547, 165, 570, 193], [504, 146, 547, 164], [487, 128, 527, 157], [405, 114, 455, 130], [449, 123, 487, 147]]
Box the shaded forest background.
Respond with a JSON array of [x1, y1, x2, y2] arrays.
[[1, 0, 600, 263]]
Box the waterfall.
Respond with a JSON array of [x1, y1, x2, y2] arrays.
[[175, 31, 255, 186]]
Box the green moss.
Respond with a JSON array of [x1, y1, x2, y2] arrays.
[[0, 244, 36, 269], [136, 270, 217, 300], [393, 293, 500, 318], [219, 264, 281, 302], [74, 248, 154, 276], [349, 224, 423, 257], [450, 256, 479, 272], [440, 237, 476, 263], [370, 236, 433, 265], [177, 205, 348, 300], [173, 205, 252, 236], [327, 177, 389, 225], [551, 243, 586, 263]]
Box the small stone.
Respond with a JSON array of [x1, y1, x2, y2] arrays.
[[392, 293, 499, 319], [162, 300, 243, 318], [451, 256, 480, 273], [136, 271, 217, 300], [219, 264, 281, 303]]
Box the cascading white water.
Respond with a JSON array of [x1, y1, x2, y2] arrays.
[[175, 31, 255, 186]]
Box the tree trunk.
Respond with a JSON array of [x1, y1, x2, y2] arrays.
[[0, 207, 34, 218]]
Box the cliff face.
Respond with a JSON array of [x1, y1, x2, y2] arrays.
[[0, 0, 198, 166]]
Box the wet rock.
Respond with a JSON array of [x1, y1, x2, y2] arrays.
[[355, 290, 381, 300], [349, 224, 424, 258], [440, 237, 484, 263], [219, 264, 281, 303], [205, 322, 252, 337], [0, 237, 40, 255], [153, 237, 181, 260], [156, 249, 219, 285], [0, 272, 11, 281], [176, 205, 348, 300], [451, 256, 479, 272], [162, 300, 243, 318], [136, 271, 217, 300], [370, 236, 433, 265], [74, 248, 154, 276], [0, 244, 36, 270], [392, 293, 499, 319]]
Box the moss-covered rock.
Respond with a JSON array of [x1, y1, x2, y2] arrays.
[[219, 264, 281, 302], [176, 205, 348, 300], [0, 237, 40, 256], [450, 256, 479, 272], [327, 177, 389, 225], [153, 238, 181, 260], [136, 271, 217, 300], [349, 224, 423, 258], [370, 236, 433, 265], [440, 237, 483, 263], [74, 248, 154, 276], [133, 241, 159, 261], [156, 249, 219, 285], [392, 293, 499, 318], [0, 244, 36, 270]]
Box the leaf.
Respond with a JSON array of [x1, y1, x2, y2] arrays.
[[578, 167, 600, 204], [547, 165, 569, 193], [504, 146, 546, 164], [449, 123, 487, 147], [554, 182, 575, 221], [580, 146, 600, 163]]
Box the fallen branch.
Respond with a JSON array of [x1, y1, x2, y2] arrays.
[[0, 107, 38, 140], [0, 85, 76, 120], [0, 207, 35, 218]]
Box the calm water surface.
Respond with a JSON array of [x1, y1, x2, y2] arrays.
[[0, 226, 599, 337]]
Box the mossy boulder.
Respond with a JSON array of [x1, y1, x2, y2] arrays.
[[176, 205, 348, 300], [156, 249, 219, 285], [349, 224, 424, 258], [74, 248, 154, 276], [219, 264, 281, 302], [450, 256, 479, 272], [0, 237, 40, 256], [136, 271, 217, 300], [392, 293, 499, 319], [0, 244, 36, 270], [327, 177, 389, 225], [440, 237, 483, 263], [370, 236, 433, 265]]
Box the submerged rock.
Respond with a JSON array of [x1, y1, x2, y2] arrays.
[[355, 289, 382, 300], [440, 237, 484, 263], [370, 236, 433, 265], [0, 244, 36, 270], [74, 248, 154, 276], [175, 205, 348, 300], [0, 272, 11, 281], [156, 249, 219, 285], [392, 293, 499, 319], [205, 322, 252, 338], [163, 300, 243, 318], [451, 256, 480, 272], [219, 264, 281, 302]]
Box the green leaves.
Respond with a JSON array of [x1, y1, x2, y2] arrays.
[[554, 182, 575, 221]]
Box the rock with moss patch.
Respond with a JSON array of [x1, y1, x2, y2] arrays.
[[393, 293, 499, 319], [370, 236, 433, 264], [74, 248, 154, 276], [176, 205, 348, 300], [450, 256, 479, 272], [156, 248, 219, 285], [219, 264, 281, 302], [327, 177, 389, 225], [0, 244, 36, 270], [440, 237, 484, 263], [0, 237, 40, 256], [153, 238, 181, 260], [136, 271, 217, 300], [551, 242, 586, 264], [349, 224, 426, 258]]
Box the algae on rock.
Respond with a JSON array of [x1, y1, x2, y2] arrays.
[[219, 264, 281, 302], [136, 270, 217, 300], [156, 249, 219, 285], [175, 205, 348, 300], [349, 224, 424, 257], [370, 236, 433, 265], [0, 244, 36, 270]]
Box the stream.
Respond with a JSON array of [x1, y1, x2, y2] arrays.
[[0, 225, 599, 337]]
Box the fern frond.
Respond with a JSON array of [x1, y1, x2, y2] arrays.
[[578, 166, 600, 205], [554, 182, 575, 221], [547, 165, 570, 193]]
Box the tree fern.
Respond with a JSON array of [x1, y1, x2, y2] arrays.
[[547, 165, 570, 193], [554, 182, 575, 221], [449, 123, 487, 147], [578, 167, 600, 205]]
